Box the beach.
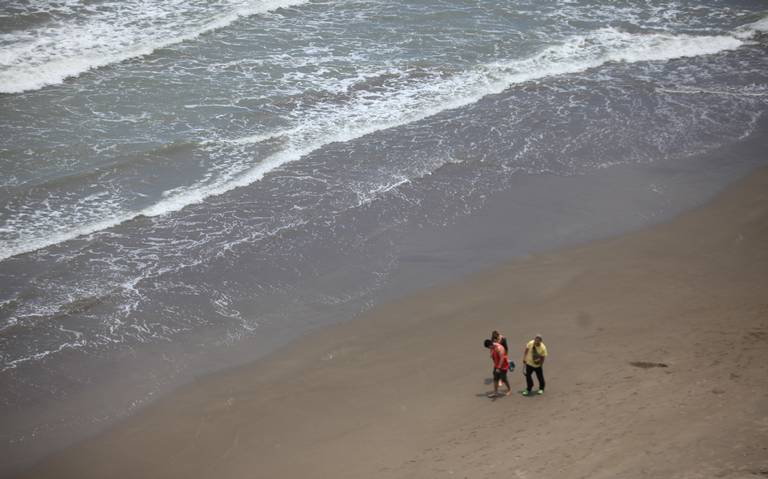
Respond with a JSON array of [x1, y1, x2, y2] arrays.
[[3, 2, 768, 477], [12, 164, 768, 478]]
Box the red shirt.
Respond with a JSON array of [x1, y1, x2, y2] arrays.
[[490, 342, 509, 370]]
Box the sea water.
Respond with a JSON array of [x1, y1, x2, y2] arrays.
[[1, 0, 767, 473]]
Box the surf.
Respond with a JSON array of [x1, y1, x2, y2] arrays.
[[0, 0, 311, 94], [2, 18, 766, 261]]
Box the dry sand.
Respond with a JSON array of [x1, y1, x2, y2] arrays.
[[13, 167, 768, 479]]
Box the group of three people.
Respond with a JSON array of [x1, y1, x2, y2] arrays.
[[484, 331, 547, 398]]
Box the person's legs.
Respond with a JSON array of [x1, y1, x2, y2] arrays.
[[499, 370, 511, 395], [534, 367, 545, 391], [524, 364, 534, 392], [490, 369, 501, 397]]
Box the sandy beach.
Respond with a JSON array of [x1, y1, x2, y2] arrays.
[[11, 164, 768, 478]]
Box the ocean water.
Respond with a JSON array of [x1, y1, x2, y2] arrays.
[[2, 0, 768, 472]]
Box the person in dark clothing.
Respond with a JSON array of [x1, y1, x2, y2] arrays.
[[491, 330, 508, 354], [522, 334, 547, 396]]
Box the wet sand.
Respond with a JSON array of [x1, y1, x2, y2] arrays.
[[12, 165, 768, 479]]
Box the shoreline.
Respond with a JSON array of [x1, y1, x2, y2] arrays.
[[3, 145, 766, 477], [10, 163, 768, 478]]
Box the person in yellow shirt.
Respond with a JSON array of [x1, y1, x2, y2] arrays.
[[522, 334, 547, 396]]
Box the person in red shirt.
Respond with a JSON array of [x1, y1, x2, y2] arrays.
[[484, 337, 512, 397]]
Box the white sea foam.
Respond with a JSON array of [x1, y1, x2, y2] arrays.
[[734, 15, 768, 39], [0, 22, 762, 261], [2, 338, 87, 372], [0, 0, 310, 94], [657, 87, 768, 97], [155, 25, 752, 217]]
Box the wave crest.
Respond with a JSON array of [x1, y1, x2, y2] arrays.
[[1, 20, 764, 260], [0, 0, 310, 94]]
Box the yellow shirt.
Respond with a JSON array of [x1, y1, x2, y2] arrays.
[[524, 340, 547, 367]]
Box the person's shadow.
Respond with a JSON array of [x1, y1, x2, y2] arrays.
[[475, 377, 500, 400]]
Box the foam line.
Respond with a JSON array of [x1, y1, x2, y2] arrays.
[[2, 20, 766, 261], [0, 0, 310, 94]]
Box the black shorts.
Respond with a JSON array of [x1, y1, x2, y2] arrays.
[[493, 368, 508, 383]]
